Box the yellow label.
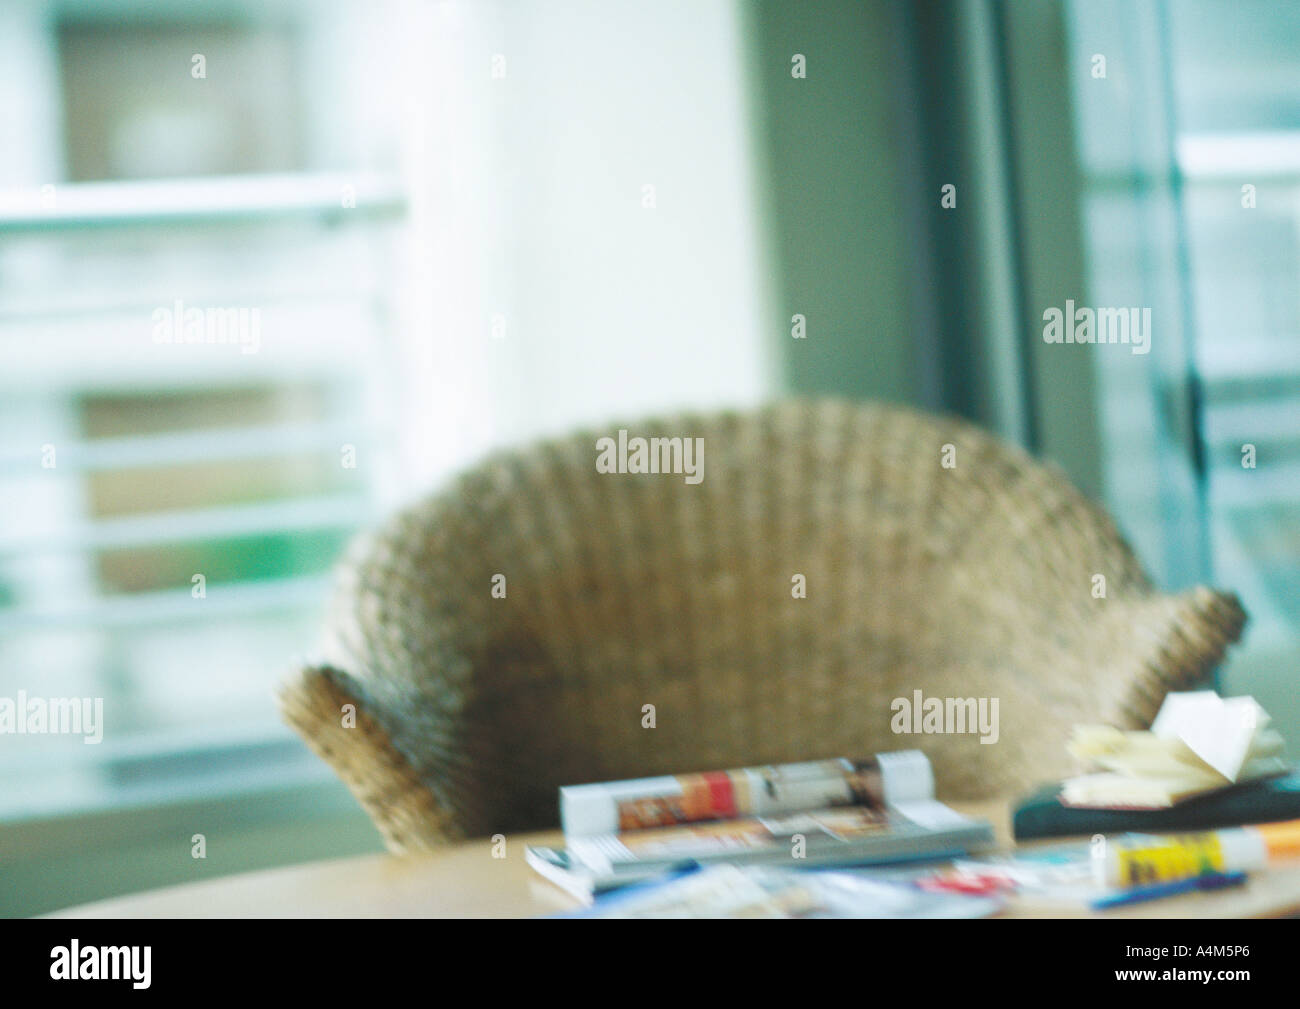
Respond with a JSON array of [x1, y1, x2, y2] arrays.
[[1113, 836, 1226, 886]]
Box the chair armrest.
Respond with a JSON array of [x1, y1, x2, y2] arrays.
[[277, 664, 459, 853], [1115, 586, 1247, 727]]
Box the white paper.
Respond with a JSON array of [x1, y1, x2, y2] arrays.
[[1149, 691, 1267, 782]]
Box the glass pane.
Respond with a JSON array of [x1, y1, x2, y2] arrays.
[[1067, 0, 1300, 738]]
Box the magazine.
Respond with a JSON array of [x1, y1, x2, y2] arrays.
[[527, 750, 995, 901]]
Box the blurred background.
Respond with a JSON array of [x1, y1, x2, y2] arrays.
[[0, 0, 1296, 915]]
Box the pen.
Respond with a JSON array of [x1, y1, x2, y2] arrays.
[[1090, 871, 1248, 911]]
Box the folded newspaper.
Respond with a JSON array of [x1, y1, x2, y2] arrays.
[[527, 750, 995, 901]]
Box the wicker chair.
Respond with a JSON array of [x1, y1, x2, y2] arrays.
[[278, 399, 1246, 852]]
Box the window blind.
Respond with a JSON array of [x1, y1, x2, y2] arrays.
[[0, 172, 408, 818]]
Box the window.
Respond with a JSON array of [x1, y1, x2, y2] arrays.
[[0, 6, 415, 817], [1066, 0, 1300, 731]]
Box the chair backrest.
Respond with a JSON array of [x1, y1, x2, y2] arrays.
[[303, 399, 1246, 838]]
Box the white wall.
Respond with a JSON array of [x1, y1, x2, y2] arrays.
[[395, 0, 778, 490]]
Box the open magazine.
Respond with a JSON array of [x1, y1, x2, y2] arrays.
[[527, 751, 995, 901]]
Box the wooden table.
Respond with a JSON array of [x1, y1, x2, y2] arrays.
[[51, 800, 1300, 918]]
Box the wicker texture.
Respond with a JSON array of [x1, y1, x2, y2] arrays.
[[279, 399, 1246, 852]]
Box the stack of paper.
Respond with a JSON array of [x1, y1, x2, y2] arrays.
[[1062, 692, 1288, 809]]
